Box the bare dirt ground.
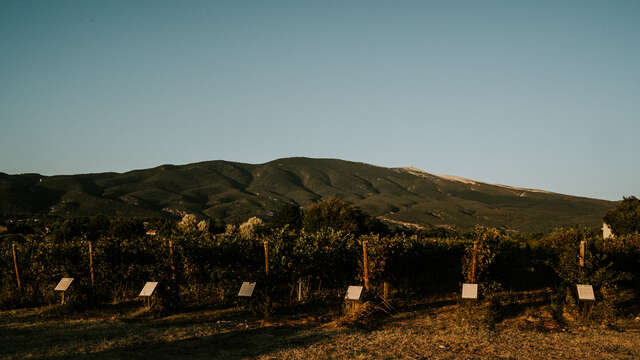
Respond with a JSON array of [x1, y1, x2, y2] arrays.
[[1, 295, 639, 359]]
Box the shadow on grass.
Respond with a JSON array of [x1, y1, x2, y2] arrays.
[[498, 290, 552, 321], [1, 306, 249, 343], [380, 294, 457, 322], [0, 301, 146, 325], [45, 324, 348, 360], [0, 304, 359, 360]]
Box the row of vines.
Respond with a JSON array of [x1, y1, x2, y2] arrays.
[[1, 223, 639, 320]]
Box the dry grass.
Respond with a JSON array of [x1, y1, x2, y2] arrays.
[[1, 294, 639, 359], [263, 304, 640, 360]]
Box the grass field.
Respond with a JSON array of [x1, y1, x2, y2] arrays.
[[1, 293, 639, 359]]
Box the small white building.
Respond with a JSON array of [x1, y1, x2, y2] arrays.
[[602, 222, 613, 240]]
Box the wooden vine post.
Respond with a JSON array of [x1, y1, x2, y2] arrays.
[[89, 242, 95, 287], [168, 238, 180, 305], [579, 240, 586, 268], [471, 241, 478, 283], [578, 240, 591, 318], [169, 240, 176, 282], [263, 240, 269, 277], [263, 239, 271, 318], [363, 241, 370, 291], [12, 242, 22, 293]]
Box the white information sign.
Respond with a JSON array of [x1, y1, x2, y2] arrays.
[[461, 283, 478, 299], [238, 282, 256, 297], [55, 278, 74, 291], [139, 282, 159, 297], [345, 285, 363, 301], [577, 284, 595, 301]]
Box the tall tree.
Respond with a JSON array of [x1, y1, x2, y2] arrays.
[[302, 197, 388, 236], [270, 203, 302, 230], [603, 196, 640, 236]]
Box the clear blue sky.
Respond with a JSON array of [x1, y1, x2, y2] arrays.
[[1, 0, 638, 200]]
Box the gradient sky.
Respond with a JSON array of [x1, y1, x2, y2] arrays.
[[1, 0, 638, 200]]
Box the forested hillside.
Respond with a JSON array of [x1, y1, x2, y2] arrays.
[[0, 157, 615, 232]]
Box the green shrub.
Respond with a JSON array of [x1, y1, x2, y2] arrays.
[[551, 229, 632, 323]]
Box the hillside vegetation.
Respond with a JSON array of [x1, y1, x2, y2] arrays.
[[0, 157, 614, 232]]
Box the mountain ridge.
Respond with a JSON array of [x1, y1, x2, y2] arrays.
[[0, 157, 615, 232]]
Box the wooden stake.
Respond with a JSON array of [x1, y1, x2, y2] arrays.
[[363, 241, 369, 291], [383, 281, 390, 301], [471, 242, 478, 283], [298, 278, 302, 302], [169, 240, 176, 281], [12, 243, 21, 292], [579, 241, 585, 267], [264, 241, 269, 277], [89, 242, 95, 287], [61, 291, 65, 305], [264, 241, 271, 319]]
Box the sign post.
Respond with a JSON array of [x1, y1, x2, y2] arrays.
[[238, 282, 256, 297], [345, 285, 363, 301], [139, 282, 159, 309], [238, 281, 256, 311], [345, 285, 364, 312], [577, 284, 595, 319], [55, 278, 74, 305], [461, 283, 478, 300]]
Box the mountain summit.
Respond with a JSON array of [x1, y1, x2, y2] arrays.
[[0, 157, 613, 232]]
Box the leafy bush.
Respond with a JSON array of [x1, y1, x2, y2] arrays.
[[550, 229, 632, 322], [603, 196, 640, 236]]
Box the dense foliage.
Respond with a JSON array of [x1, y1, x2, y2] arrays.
[[1, 202, 638, 323], [300, 197, 388, 236], [603, 196, 640, 236]]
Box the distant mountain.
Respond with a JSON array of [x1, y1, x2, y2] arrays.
[[0, 157, 615, 232]]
